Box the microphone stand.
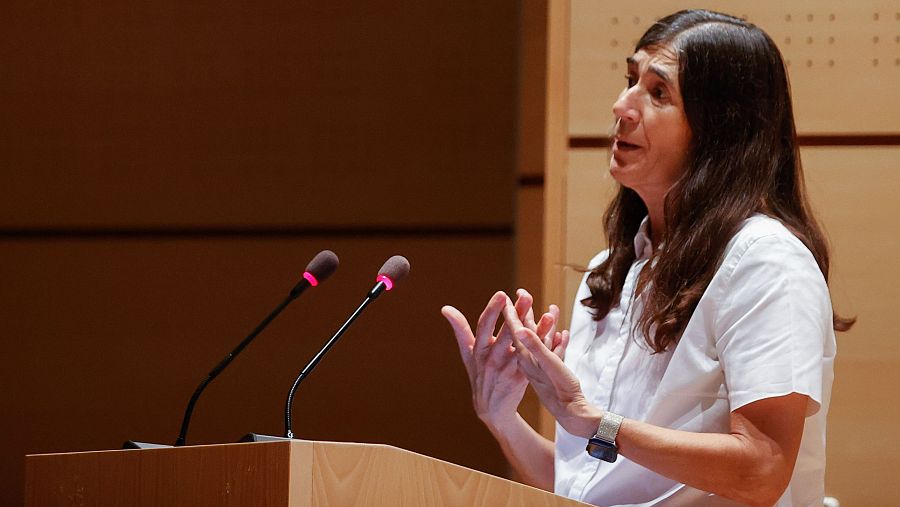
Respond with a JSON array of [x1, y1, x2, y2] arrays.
[[174, 288, 302, 446], [125, 290, 303, 450], [242, 281, 390, 443], [284, 284, 384, 438]]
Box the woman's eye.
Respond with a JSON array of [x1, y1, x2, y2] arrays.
[[651, 86, 668, 100]]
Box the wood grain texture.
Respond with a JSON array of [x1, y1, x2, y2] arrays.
[[26, 441, 590, 506], [26, 442, 292, 506], [516, 186, 546, 436], [306, 441, 589, 506], [539, 0, 572, 439], [288, 442, 313, 507]]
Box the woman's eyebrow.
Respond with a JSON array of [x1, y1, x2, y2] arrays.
[[625, 56, 673, 84], [648, 64, 673, 83]]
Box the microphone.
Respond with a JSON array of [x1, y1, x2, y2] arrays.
[[283, 255, 409, 439], [172, 250, 339, 447]]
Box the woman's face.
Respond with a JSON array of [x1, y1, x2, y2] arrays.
[[609, 45, 692, 200]]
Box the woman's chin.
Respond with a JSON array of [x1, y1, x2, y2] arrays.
[[608, 163, 632, 185]]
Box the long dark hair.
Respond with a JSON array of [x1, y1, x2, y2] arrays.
[[582, 9, 854, 353]]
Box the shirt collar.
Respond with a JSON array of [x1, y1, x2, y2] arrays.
[[633, 216, 653, 260]]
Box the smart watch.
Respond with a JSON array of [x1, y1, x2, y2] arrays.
[[585, 412, 624, 462]]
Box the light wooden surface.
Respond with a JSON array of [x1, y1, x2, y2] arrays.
[[802, 147, 900, 504], [307, 440, 589, 506], [515, 0, 552, 439], [539, 0, 573, 439], [26, 440, 591, 506], [568, 0, 900, 136]]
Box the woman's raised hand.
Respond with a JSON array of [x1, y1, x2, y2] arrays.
[[442, 290, 539, 429], [503, 302, 601, 439]]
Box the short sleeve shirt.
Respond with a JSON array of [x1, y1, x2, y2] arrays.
[[554, 215, 836, 506]]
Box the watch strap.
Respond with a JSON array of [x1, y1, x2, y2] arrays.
[[594, 411, 624, 444]]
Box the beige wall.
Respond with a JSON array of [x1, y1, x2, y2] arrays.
[[0, 3, 520, 505], [568, 0, 900, 136], [524, 1, 900, 505]]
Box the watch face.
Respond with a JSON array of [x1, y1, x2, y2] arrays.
[[586, 437, 618, 463]]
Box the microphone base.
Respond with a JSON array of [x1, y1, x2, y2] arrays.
[[122, 440, 173, 449], [239, 432, 292, 443]]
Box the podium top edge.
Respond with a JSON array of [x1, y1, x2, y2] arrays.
[[25, 439, 401, 459]]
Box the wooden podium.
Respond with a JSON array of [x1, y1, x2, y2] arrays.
[[26, 440, 591, 506]]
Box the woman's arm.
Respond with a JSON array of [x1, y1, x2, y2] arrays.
[[504, 303, 807, 506], [615, 393, 806, 507], [481, 412, 556, 491]]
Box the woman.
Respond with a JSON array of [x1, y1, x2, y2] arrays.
[[442, 10, 852, 506]]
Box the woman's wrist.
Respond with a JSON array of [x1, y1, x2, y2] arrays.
[[480, 411, 523, 437], [558, 402, 604, 439]]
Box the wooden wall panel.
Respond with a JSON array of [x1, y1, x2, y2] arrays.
[[558, 149, 614, 328], [516, 0, 552, 442], [569, 0, 900, 136], [0, 2, 517, 228], [803, 147, 900, 360], [516, 187, 546, 314], [519, 0, 550, 180], [826, 357, 900, 505], [0, 235, 514, 506], [803, 147, 900, 504], [0, 2, 521, 505], [514, 185, 545, 446]]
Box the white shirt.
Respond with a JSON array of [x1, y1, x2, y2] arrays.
[[555, 215, 836, 506]]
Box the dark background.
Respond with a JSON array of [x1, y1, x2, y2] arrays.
[[0, 2, 523, 504]]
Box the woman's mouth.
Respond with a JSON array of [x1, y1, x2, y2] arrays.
[[615, 139, 640, 150]]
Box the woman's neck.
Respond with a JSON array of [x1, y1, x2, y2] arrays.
[[646, 200, 666, 249]]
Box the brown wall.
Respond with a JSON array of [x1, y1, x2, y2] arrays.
[[0, 2, 519, 505]]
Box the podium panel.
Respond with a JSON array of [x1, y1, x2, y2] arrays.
[[26, 440, 591, 506]]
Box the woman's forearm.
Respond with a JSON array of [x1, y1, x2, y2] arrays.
[[485, 413, 556, 491], [616, 419, 789, 506], [611, 394, 807, 507]]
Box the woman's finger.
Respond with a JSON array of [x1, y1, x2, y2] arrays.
[[552, 330, 570, 360], [547, 304, 560, 336], [441, 305, 476, 380], [535, 312, 556, 348], [497, 289, 534, 340], [517, 288, 538, 330], [504, 304, 544, 374], [515, 326, 568, 375], [473, 292, 509, 367]]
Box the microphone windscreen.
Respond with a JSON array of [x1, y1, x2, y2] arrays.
[[305, 250, 339, 282], [378, 255, 410, 283]]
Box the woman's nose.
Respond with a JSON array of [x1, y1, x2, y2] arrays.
[[612, 89, 640, 124]]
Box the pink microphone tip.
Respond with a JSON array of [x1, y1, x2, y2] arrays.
[[376, 274, 394, 290]]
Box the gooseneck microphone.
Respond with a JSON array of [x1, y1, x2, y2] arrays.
[[284, 255, 409, 439], [173, 250, 339, 446]]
